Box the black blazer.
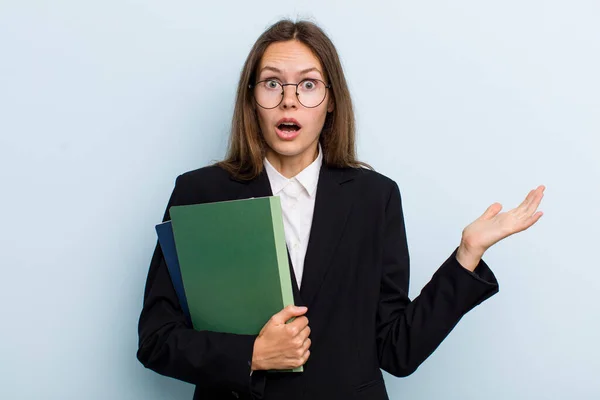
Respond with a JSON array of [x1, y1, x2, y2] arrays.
[[137, 164, 499, 400]]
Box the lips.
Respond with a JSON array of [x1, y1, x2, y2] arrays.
[[277, 118, 302, 130], [275, 118, 302, 140]]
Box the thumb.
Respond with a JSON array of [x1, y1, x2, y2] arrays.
[[273, 305, 308, 324], [481, 202, 502, 220]]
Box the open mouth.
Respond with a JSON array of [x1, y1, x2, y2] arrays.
[[275, 118, 302, 140], [277, 122, 301, 132]]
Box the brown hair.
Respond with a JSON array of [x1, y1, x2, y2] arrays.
[[217, 19, 371, 180]]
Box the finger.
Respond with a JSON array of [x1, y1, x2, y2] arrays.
[[291, 343, 311, 368], [290, 352, 310, 369], [510, 195, 531, 221], [523, 186, 545, 217], [304, 349, 311, 362], [513, 187, 539, 216], [288, 316, 309, 333], [300, 349, 311, 365], [302, 339, 312, 353], [272, 305, 308, 324], [519, 189, 535, 209], [293, 316, 309, 328], [297, 325, 311, 341], [524, 211, 544, 229], [518, 185, 545, 214], [481, 203, 502, 220], [513, 210, 544, 233], [302, 338, 312, 352]]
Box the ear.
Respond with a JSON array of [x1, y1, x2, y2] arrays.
[[327, 96, 335, 113]]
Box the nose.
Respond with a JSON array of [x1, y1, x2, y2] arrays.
[[280, 84, 298, 109]]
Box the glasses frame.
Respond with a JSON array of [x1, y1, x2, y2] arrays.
[[248, 78, 332, 109]]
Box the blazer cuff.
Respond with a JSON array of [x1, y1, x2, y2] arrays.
[[453, 248, 498, 286], [249, 369, 267, 399], [438, 247, 500, 313], [213, 334, 264, 398]]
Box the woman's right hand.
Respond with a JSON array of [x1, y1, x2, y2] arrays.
[[251, 305, 311, 371]]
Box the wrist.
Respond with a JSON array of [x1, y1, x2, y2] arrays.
[[251, 337, 264, 371], [456, 240, 484, 272]]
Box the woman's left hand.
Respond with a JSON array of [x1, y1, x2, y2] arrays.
[[456, 185, 545, 271]]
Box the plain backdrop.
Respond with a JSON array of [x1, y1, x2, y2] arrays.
[[1, 1, 599, 399]]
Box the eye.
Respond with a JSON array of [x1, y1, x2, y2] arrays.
[[264, 79, 281, 89], [301, 80, 317, 90]]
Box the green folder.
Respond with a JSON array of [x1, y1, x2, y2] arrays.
[[169, 196, 301, 372]]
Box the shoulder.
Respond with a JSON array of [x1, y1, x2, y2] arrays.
[[176, 164, 232, 187], [343, 166, 399, 195], [328, 166, 402, 209], [354, 167, 396, 186], [171, 164, 242, 203]]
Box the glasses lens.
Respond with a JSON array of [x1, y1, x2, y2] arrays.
[[297, 79, 327, 108], [253, 79, 328, 108], [253, 80, 283, 109]]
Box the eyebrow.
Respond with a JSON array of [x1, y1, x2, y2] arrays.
[[259, 66, 324, 78]]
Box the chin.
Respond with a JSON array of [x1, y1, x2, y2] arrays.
[[268, 141, 308, 157], [263, 130, 320, 160]]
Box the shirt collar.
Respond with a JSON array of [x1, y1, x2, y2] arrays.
[[263, 143, 323, 197]]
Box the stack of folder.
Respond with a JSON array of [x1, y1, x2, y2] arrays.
[[155, 196, 300, 371]]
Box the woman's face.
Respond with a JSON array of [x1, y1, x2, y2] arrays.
[[254, 40, 334, 167]]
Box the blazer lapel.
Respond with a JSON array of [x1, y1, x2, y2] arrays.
[[287, 250, 303, 306], [300, 166, 356, 308], [239, 169, 272, 199], [236, 171, 303, 305]]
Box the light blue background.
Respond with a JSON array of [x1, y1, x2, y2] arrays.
[[1, 1, 599, 399]]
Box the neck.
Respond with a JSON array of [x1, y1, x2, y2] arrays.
[[266, 143, 319, 179]]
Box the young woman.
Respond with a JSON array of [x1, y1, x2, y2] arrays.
[[137, 19, 544, 400]]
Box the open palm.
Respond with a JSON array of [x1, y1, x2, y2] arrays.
[[461, 185, 545, 255]]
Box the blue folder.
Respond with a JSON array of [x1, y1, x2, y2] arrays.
[[155, 221, 191, 322]]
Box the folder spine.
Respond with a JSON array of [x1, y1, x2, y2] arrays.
[[269, 197, 295, 309]]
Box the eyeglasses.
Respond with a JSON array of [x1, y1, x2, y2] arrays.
[[249, 78, 331, 109]]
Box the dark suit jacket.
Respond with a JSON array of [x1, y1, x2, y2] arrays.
[[137, 164, 499, 400]]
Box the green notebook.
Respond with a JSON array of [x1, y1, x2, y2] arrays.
[[169, 196, 301, 372]]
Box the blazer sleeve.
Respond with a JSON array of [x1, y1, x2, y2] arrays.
[[376, 181, 500, 377], [136, 175, 266, 398]]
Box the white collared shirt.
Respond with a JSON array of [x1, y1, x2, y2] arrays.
[[263, 145, 322, 289]]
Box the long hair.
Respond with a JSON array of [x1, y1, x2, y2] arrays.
[[217, 19, 371, 180]]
